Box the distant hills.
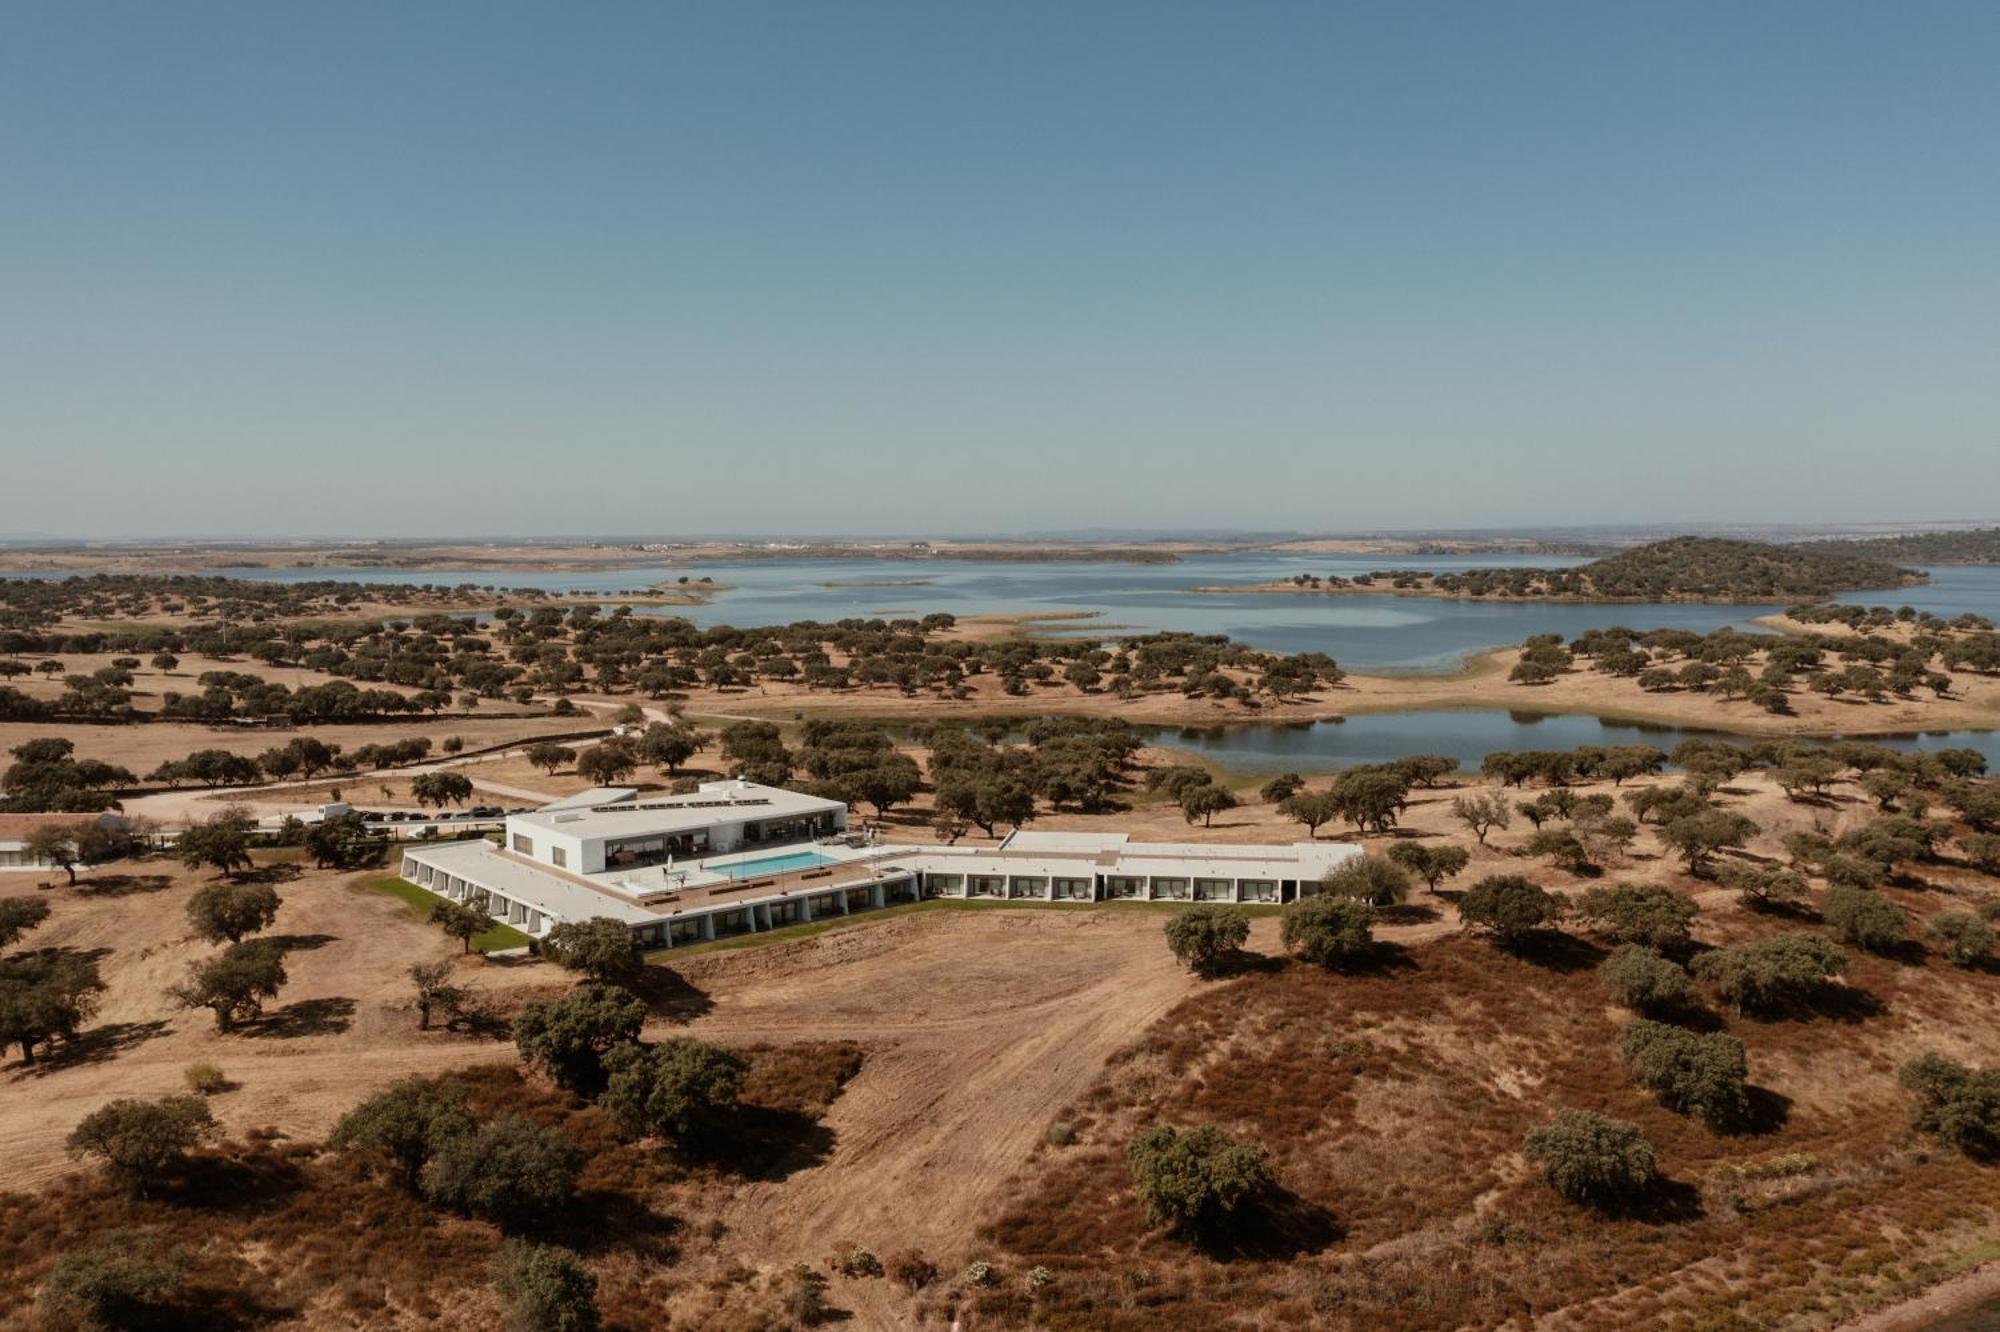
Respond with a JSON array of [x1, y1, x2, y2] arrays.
[[1801, 527, 2000, 566]]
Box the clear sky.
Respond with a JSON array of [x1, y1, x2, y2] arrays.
[[4, 2, 1998, 539]]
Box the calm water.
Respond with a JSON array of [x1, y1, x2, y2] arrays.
[[10, 555, 1996, 674], [1138, 709, 2000, 775]]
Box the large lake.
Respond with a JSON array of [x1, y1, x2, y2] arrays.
[[1135, 709, 2000, 775], [114, 555, 2000, 673]]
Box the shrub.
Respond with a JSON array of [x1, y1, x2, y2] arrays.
[[1027, 1264, 1055, 1290], [1126, 1124, 1275, 1242], [492, 1240, 599, 1332], [1900, 1053, 2000, 1158], [1962, 832, 2000, 875], [1319, 855, 1412, 907], [1577, 884, 1699, 951], [1045, 1122, 1076, 1147], [1162, 905, 1250, 976], [887, 1248, 938, 1291], [1691, 934, 1848, 1015], [829, 1243, 882, 1278], [331, 1075, 478, 1188], [1619, 1018, 1751, 1129], [1280, 896, 1375, 968], [783, 1263, 831, 1325], [421, 1114, 584, 1228], [1928, 910, 1996, 967], [963, 1261, 997, 1287], [1822, 884, 1909, 953], [37, 1232, 188, 1331], [64, 1096, 215, 1197], [1523, 1109, 1658, 1205], [1524, 828, 1594, 873], [182, 1062, 228, 1096], [1457, 875, 1564, 948], [601, 1038, 747, 1145], [1598, 945, 1690, 1013]]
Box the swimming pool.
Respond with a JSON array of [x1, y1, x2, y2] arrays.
[[712, 850, 838, 880]]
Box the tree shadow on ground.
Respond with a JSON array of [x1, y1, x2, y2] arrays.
[[267, 933, 337, 954], [1201, 949, 1285, 980], [1376, 903, 1441, 926], [1740, 982, 1887, 1026], [1331, 941, 1419, 978], [77, 873, 174, 897], [243, 996, 355, 1039], [538, 1187, 683, 1260], [1506, 931, 1606, 974], [1729, 1084, 1793, 1136], [169, 1148, 308, 1215], [234, 863, 303, 886], [701, 1106, 837, 1182], [23, 1019, 173, 1076], [1198, 1185, 1344, 1261], [635, 966, 715, 1023], [1606, 1176, 1706, 1224]]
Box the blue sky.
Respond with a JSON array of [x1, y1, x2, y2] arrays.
[[4, 2, 1997, 538]]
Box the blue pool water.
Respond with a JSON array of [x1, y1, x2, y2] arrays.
[[713, 850, 837, 879]]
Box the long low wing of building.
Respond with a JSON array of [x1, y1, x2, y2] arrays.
[[396, 779, 1362, 949]]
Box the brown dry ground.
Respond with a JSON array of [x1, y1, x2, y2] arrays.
[[7, 746, 2000, 1324]]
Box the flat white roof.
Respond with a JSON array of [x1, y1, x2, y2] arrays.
[[510, 780, 843, 841], [536, 786, 639, 812], [999, 830, 1130, 854], [405, 839, 659, 926]]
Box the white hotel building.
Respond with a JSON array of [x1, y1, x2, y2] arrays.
[[398, 780, 1361, 949]]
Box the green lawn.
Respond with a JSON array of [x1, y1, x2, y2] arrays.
[[350, 874, 534, 952], [644, 895, 1284, 960]]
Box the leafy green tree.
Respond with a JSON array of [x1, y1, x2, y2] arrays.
[[1524, 828, 1594, 873], [1319, 855, 1412, 907], [1126, 1124, 1275, 1242], [1259, 773, 1304, 803], [412, 771, 474, 809], [1523, 1110, 1658, 1205], [23, 823, 86, 885], [576, 741, 641, 786], [65, 1095, 215, 1196], [429, 898, 489, 953], [1900, 1052, 2000, 1159], [1659, 810, 1759, 875], [601, 1038, 747, 1145], [175, 806, 255, 877], [36, 1232, 190, 1331], [169, 938, 288, 1031], [1385, 842, 1469, 892], [185, 880, 281, 944], [1178, 782, 1238, 827], [0, 950, 104, 1065], [513, 983, 648, 1093], [1822, 884, 1909, 953], [542, 917, 643, 987], [1280, 897, 1375, 968], [303, 811, 379, 870], [0, 895, 52, 947], [421, 1114, 584, 1229], [1457, 875, 1563, 948], [331, 1075, 478, 1188], [525, 743, 578, 776], [1162, 906, 1250, 977], [1716, 862, 1810, 911], [493, 1240, 601, 1332], [409, 960, 470, 1030], [1598, 945, 1690, 1013], [1450, 791, 1512, 845], [1619, 1019, 1750, 1129], [1691, 934, 1847, 1015], [1928, 911, 1995, 968], [1576, 884, 1699, 952], [1277, 790, 1340, 838]]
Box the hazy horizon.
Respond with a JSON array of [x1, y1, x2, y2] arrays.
[[7, 3, 1999, 537]]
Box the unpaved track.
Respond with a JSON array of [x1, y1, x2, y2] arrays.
[[668, 909, 1212, 1260]]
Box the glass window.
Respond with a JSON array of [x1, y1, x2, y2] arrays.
[[511, 834, 533, 854], [550, 846, 567, 868]]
